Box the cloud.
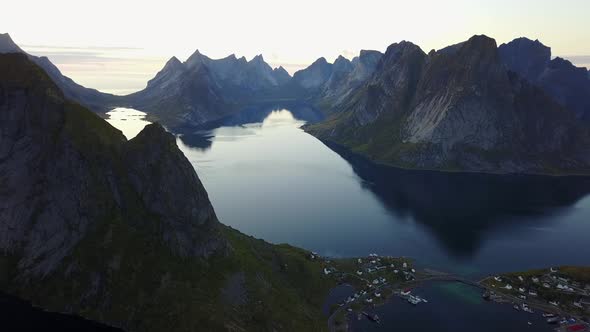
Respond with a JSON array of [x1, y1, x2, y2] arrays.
[[20, 44, 142, 51]]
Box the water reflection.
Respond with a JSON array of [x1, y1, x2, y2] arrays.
[[106, 105, 590, 276], [325, 142, 590, 258], [176, 103, 324, 151], [105, 107, 151, 139]]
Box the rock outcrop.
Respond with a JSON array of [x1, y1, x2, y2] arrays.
[[0, 53, 332, 332], [0, 53, 226, 279], [306, 35, 590, 174], [499, 37, 590, 119]]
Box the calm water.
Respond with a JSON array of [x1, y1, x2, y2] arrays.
[[107, 106, 590, 277], [107, 106, 590, 331], [351, 282, 555, 332]]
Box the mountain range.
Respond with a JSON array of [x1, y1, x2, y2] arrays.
[[0, 53, 334, 331], [305, 35, 590, 174], [3, 32, 590, 174]]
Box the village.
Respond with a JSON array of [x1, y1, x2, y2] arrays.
[[309, 252, 446, 331], [481, 267, 590, 332], [311, 251, 590, 332]]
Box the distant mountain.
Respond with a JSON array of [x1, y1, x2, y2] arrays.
[[290, 50, 383, 109], [126, 50, 293, 128], [318, 50, 383, 108], [306, 35, 590, 175], [0, 33, 119, 113], [499, 37, 590, 119], [272, 65, 291, 85], [125, 56, 231, 129], [0, 53, 333, 332], [292, 57, 333, 90]]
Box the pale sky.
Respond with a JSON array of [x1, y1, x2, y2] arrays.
[[2, 0, 589, 95]]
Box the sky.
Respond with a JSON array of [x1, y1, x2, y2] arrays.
[[2, 0, 589, 95]]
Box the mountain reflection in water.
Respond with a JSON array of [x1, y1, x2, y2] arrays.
[[325, 141, 590, 258], [108, 105, 590, 276]]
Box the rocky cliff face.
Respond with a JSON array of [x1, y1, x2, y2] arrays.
[[126, 60, 230, 129], [292, 57, 333, 90], [499, 37, 590, 119], [306, 35, 590, 174], [0, 53, 333, 332], [290, 50, 383, 110], [0, 53, 226, 278]]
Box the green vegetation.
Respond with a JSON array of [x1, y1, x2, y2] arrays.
[[2, 219, 336, 332]]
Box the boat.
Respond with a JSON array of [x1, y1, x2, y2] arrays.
[[542, 313, 555, 318], [408, 295, 421, 305], [513, 304, 520, 311], [546, 317, 560, 324], [361, 311, 380, 323]]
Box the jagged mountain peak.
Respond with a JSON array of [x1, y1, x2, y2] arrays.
[[333, 55, 352, 72], [165, 56, 183, 68], [185, 49, 212, 68], [461, 35, 498, 53], [335, 55, 349, 62], [224, 53, 238, 60], [359, 49, 381, 57], [312, 57, 329, 66], [0, 33, 24, 53], [250, 54, 265, 62], [384, 40, 424, 56]]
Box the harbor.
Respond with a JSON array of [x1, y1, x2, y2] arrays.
[[319, 252, 589, 332]]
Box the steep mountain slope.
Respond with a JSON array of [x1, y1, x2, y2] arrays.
[[126, 50, 293, 129], [125, 58, 231, 129], [317, 50, 383, 108], [306, 35, 590, 174], [289, 50, 383, 109], [0, 53, 333, 331], [499, 37, 590, 119], [0, 33, 119, 113]]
